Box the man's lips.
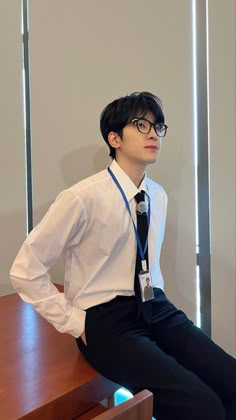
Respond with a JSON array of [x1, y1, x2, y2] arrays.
[[145, 145, 158, 150]]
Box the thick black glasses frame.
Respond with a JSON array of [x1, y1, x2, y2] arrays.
[[131, 117, 168, 137]]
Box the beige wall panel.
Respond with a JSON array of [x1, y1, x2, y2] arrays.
[[0, 1, 26, 295], [30, 1, 196, 320], [208, 0, 236, 356]]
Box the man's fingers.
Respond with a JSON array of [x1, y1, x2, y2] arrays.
[[81, 330, 87, 346]]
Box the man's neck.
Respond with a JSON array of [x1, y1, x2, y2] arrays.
[[115, 157, 146, 188]]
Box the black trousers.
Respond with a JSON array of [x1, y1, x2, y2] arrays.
[[76, 289, 236, 420]]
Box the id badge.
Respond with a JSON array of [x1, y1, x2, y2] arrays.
[[138, 271, 154, 302]]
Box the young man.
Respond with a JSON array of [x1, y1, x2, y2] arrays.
[[10, 92, 236, 420]]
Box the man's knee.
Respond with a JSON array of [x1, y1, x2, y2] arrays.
[[153, 386, 226, 420], [191, 388, 225, 420]]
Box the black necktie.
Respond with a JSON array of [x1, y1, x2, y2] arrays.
[[134, 191, 152, 322]]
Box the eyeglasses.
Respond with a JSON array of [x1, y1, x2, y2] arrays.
[[130, 118, 168, 138]]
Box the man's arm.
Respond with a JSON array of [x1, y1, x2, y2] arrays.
[[10, 189, 87, 338]]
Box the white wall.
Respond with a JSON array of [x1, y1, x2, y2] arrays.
[[208, 0, 236, 356], [0, 1, 26, 296]]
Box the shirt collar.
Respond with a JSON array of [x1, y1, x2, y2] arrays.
[[109, 159, 149, 202]]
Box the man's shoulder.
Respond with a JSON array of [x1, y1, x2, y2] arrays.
[[68, 169, 110, 196], [146, 177, 167, 199]]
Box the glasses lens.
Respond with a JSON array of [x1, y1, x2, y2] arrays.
[[155, 123, 167, 137], [136, 119, 150, 134]]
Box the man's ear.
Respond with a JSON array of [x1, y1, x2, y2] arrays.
[[107, 132, 121, 150]]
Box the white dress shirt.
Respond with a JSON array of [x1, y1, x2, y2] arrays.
[[10, 160, 168, 338]]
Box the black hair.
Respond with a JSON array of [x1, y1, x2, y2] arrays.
[[100, 91, 165, 159]]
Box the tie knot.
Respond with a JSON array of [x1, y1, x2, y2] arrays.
[[135, 191, 147, 215], [135, 191, 145, 204]]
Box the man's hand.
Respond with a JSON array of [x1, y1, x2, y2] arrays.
[[81, 330, 87, 346]]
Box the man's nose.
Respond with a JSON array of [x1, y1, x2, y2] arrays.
[[148, 126, 158, 140]]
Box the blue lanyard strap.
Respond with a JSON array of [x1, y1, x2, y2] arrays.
[[107, 167, 150, 262]]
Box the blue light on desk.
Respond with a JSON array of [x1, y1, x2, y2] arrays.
[[114, 387, 133, 405]]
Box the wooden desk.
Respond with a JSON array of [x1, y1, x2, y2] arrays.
[[0, 293, 119, 419]]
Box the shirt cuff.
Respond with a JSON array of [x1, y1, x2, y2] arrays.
[[55, 305, 86, 338]]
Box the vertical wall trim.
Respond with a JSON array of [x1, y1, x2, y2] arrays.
[[195, 0, 211, 336], [22, 0, 33, 233]]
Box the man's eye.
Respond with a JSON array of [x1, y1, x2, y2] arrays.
[[138, 121, 148, 129], [156, 124, 163, 132]]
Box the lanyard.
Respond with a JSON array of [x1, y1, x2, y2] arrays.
[[107, 167, 150, 268]]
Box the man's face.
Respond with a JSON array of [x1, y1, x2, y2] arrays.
[[110, 112, 162, 168]]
